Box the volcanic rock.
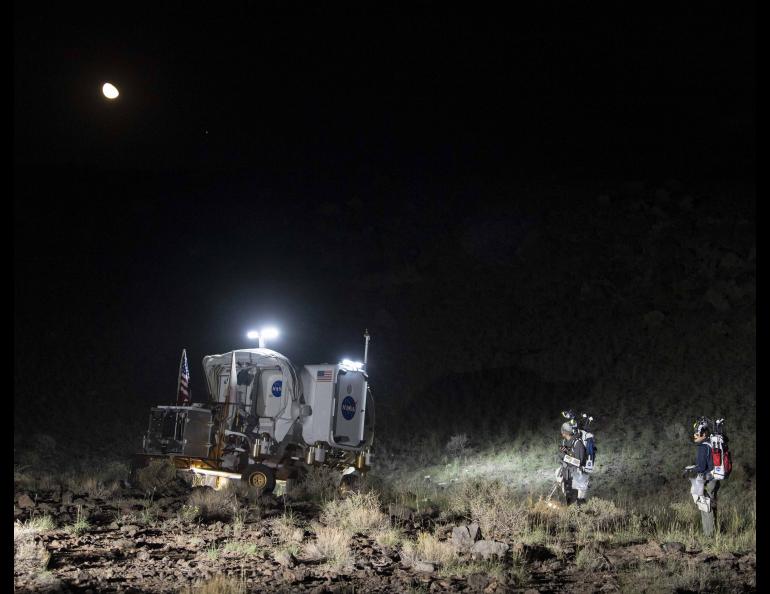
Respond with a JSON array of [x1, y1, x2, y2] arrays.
[[471, 540, 509, 561], [17, 494, 36, 509]]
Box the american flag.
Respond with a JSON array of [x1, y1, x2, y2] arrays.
[[177, 348, 191, 405], [316, 369, 333, 382]]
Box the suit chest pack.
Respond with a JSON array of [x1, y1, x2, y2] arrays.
[[563, 453, 582, 467]]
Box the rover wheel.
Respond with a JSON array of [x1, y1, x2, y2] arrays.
[[241, 464, 276, 494], [339, 473, 361, 495]]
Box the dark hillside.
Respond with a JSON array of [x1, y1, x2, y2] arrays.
[[366, 179, 754, 499], [13, 179, 755, 475]]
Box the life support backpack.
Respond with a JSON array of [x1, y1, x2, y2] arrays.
[[580, 430, 597, 472], [709, 423, 732, 480], [693, 417, 732, 480]]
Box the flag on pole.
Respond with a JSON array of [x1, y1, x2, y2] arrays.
[[177, 348, 191, 405]]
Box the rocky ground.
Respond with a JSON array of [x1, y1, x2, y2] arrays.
[[14, 482, 757, 594]]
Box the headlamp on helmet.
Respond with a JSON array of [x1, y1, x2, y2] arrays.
[[693, 417, 712, 436]]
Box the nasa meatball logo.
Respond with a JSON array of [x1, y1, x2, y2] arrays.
[[271, 380, 283, 398], [341, 396, 356, 420]]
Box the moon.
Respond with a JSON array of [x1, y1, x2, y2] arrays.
[[102, 82, 119, 99]]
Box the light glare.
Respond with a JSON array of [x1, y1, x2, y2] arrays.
[[246, 330, 259, 340], [261, 327, 279, 340]]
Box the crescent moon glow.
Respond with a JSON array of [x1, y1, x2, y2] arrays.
[[102, 82, 119, 99]]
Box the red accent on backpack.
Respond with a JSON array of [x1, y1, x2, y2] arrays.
[[722, 449, 732, 475], [712, 445, 732, 479]]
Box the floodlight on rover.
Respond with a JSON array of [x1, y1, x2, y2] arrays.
[[340, 359, 364, 371], [245, 327, 280, 348]]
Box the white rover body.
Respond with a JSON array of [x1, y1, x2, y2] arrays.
[[138, 342, 374, 493]]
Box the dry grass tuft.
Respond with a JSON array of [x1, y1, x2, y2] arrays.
[[134, 458, 180, 493], [64, 505, 90, 535], [668, 501, 698, 524], [574, 545, 606, 570], [304, 526, 352, 570], [445, 434, 470, 458], [449, 480, 528, 540], [181, 574, 247, 594], [373, 526, 404, 548], [76, 476, 121, 499], [270, 510, 305, 546], [187, 487, 239, 522], [320, 491, 389, 535], [222, 541, 260, 556], [16, 514, 55, 534], [413, 531, 456, 566], [570, 498, 628, 529], [14, 519, 52, 577], [618, 557, 742, 593], [14, 539, 51, 574], [14, 463, 61, 492], [97, 460, 131, 482], [439, 558, 510, 582], [293, 466, 341, 502], [179, 504, 201, 523]]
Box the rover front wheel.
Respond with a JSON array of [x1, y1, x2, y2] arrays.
[[241, 464, 276, 494]]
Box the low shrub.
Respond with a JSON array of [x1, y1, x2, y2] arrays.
[[457, 480, 529, 540], [16, 514, 55, 534], [64, 505, 90, 535], [304, 526, 351, 570], [373, 526, 404, 548], [222, 541, 260, 556], [320, 491, 389, 535], [293, 466, 340, 502], [14, 536, 51, 575], [187, 487, 239, 522], [179, 504, 201, 523], [270, 510, 304, 545], [181, 575, 247, 594], [134, 458, 180, 493], [413, 531, 456, 566], [445, 434, 470, 458], [568, 497, 630, 535], [618, 558, 742, 594]]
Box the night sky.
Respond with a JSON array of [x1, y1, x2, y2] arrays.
[[14, 5, 754, 443]]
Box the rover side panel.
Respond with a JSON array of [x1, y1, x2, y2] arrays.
[[332, 370, 367, 447]]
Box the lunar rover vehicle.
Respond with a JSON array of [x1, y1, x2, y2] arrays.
[[134, 331, 374, 493]]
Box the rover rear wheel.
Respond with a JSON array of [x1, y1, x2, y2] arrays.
[[241, 464, 276, 494]]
